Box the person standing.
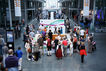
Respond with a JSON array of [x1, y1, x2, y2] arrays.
[[0, 35, 5, 55], [69, 39, 73, 56], [80, 29, 85, 38], [17, 25, 21, 38], [2, 43, 8, 68], [76, 28, 80, 38], [80, 42, 87, 63], [23, 32, 28, 45], [26, 25, 29, 35], [58, 28, 61, 35], [54, 37, 59, 54], [48, 30, 53, 40], [5, 49, 18, 71], [65, 18, 70, 33], [22, 19, 25, 27], [60, 27, 63, 34], [73, 36, 77, 52], [16, 47, 23, 71], [37, 35, 44, 55], [32, 43, 40, 61], [14, 26, 18, 39], [77, 38, 81, 51], [29, 30, 35, 38], [87, 34, 93, 53], [62, 38, 68, 56], [47, 37, 52, 56], [25, 41, 31, 60], [42, 30, 46, 41], [54, 27, 57, 34], [56, 42, 62, 59]]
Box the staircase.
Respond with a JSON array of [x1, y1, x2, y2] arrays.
[[64, 15, 77, 29]]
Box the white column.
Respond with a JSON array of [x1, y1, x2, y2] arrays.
[[8, 0, 12, 28], [90, 0, 96, 32], [50, 12, 54, 20]]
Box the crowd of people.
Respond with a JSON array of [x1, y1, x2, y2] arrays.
[[0, 34, 23, 71], [23, 22, 96, 64], [0, 18, 97, 71]]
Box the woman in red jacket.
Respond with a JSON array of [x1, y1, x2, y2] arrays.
[[80, 42, 87, 63]]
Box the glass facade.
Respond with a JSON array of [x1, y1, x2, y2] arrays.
[[60, 0, 106, 28], [96, 0, 106, 22], [0, 0, 44, 28], [0, 0, 7, 28]]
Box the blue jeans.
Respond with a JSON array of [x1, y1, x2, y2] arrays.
[[8, 67, 18, 71]]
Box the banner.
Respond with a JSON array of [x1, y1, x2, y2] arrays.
[[83, 0, 90, 16], [14, 0, 21, 16], [40, 19, 65, 34], [40, 19, 64, 26]]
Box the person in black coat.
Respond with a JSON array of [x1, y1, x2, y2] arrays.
[[54, 37, 59, 54], [48, 30, 53, 40], [23, 32, 28, 45]]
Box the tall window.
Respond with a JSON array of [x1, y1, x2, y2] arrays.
[[44, 0, 59, 9]]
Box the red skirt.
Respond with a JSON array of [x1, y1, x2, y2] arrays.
[[80, 49, 87, 56], [56, 48, 62, 58]]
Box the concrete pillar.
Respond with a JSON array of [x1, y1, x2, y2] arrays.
[[78, 0, 80, 24], [69, 2, 70, 18], [34, 1, 36, 18], [32, 10, 33, 19], [90, 0, 96, 32], [24, 0, 27, 24], [50, 12, 54, 20], [8, 0, 12, 28]]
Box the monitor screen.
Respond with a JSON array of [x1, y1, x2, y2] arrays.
[[7, 31, 13, 42]]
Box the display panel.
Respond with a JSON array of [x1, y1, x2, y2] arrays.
[[7, 31, 14, 42]]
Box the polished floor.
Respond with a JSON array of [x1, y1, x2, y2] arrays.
[[14, 19, 106, 71], [14, 31, 106, 71]]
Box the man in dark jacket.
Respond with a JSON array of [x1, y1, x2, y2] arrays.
[[0, 35, 5, 55], [48, 30, 53, 40], [54, 37, 59, 54], [5, 49, 18, 71], [37, 35, 44, 55]]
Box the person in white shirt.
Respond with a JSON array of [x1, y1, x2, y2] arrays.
[[39, 25, 44, 31], [69, 39, 73, 56], [77, 25, 81, 30], [25, 41, 31, 60], [29, 31, 35, 38], [80, 29, 85, 38]]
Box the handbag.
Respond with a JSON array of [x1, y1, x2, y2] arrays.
[[28, 48, 31, 53]]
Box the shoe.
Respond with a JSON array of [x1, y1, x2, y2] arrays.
[[19, 69, 22, 71], [28, 58, 31, 61]]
